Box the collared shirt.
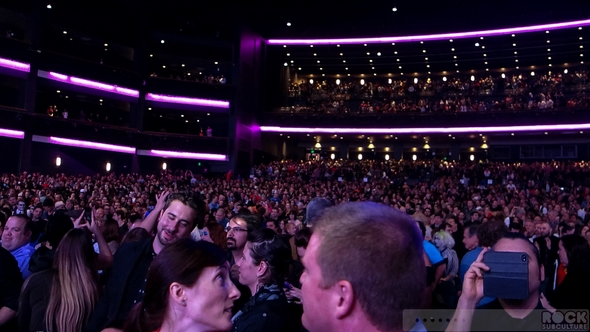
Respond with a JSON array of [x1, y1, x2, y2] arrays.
[[11, 243, 35, 279]]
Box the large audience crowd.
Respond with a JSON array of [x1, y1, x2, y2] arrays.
[[1, 158, 590, 331], [282, 70, 590, 114]]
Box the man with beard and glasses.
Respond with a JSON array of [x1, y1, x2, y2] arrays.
[[87, 192, 201, 332], [226, 212, 261, 314]]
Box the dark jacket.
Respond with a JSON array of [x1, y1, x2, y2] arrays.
[[232, 284, 296, 332], [86, 239, 154, 332]]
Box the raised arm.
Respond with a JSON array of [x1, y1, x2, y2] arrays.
[[138, 191, 170, 233]]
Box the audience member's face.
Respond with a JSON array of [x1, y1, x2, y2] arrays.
[[201, 227, 213, 243], [236, 242, 259, 289], [215, 209, 225, 222], [1, 217, 31, 251], [297, 246, 306, 259], [524, 221, 535, 236], [534, 224, 542, 237], [32, 207, 43, 220], [300, 234, 331, 332], [95, 208, 105, 220], [183, 264, 240, 331], [226, 218, 248, 252], [540, 223, 552, 237], [266, 221, 277, 233], [154, 200, 196, 252], [463, 228, 478, 250], [433, 234, 445, 250]]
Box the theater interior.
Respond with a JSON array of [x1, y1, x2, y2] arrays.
[[0, 0, 590, 175]]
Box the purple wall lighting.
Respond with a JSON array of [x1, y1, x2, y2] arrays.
[[0, 128, 25, 139], [44, 71, 140, 97], [268, 18, 590, 45], [0, 57, 30, 72], [260, 123, 590, 134], [146, 93, 230, 109], [148, 149, 227, 161], [49, 136, 136, 154]]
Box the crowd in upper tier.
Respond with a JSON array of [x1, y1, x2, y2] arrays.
[[280, 70, 590, 114]]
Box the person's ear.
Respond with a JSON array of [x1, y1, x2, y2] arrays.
[[257, 261, 268, 278], [333, 280, 355, 319], [170, 282, 187, 307]]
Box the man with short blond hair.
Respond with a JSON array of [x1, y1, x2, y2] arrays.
[[300, 202, 425, 332]]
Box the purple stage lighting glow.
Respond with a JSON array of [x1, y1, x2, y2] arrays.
[[146, 93, 230, 108], [0, 57, 30, 72], [46, 72, 140, 97], [49, 137, 136, 154], [149, 149, 227, 161], [0, 128, 25, 139], [260, 123, 590, 134], [268, 18, 590, 45]]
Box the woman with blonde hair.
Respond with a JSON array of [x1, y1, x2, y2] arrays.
[[432, 230, 459, 308], [19, 210, 113, 332]]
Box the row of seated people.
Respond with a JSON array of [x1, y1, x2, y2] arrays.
[[281, 90, 590, 114], [45, 105, 129, 127], [150, 71, 228, 84], [282, 71, 589, 113], [1, 159, 590, 331], [288, 70, 588, 101]]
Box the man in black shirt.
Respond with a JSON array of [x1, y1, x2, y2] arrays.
[[447, 233, 553, 331], [86, 192, 200, 332]]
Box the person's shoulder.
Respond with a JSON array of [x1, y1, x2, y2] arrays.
[[25, 269, 53, 287], [462, 247, 483, 261]]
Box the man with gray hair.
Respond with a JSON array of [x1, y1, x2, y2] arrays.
[[300, 202, 425, 332]]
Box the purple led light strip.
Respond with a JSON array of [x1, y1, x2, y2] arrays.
[[47, 72, 140, 97], [0, 57, 30, 72], [0, 128, 25, 139], [260, 123, 590, 134], [49, 136, 136, 154], [150, 149, 227, 161], [146, 93, 230, 109], [268, 18, 590, 45]]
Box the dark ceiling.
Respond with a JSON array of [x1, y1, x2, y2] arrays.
[[5, 0, 590, 41]]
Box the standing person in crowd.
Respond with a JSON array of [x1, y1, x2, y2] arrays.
[[86, 192, 200, 332], [534, 221, 559, 297], [300, 202, 425, 332], [233, 229, 294, 332], [544, 234, 590, 310], [448, 233, 554, 331], [445, 215, 466, 259], [1, 215, 35, 279], [124, 239, 240, 332], [19, 209, 113, 332], [0, 246, 22, 332], [432, 230, 459, 308]]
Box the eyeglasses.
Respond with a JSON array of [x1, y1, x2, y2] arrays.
[[225, 226, 248, 233]]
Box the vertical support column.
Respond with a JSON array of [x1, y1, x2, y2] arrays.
[[393, 142, 403, 161], [19, 132, 32, 173], [450, 142, 460, 161]]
